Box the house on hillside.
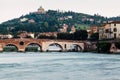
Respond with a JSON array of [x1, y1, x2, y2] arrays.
[[90, 26, 98, 33], [0, 34, 13, 39], [58, 24, 68, 33], [37, 32, 57, 38], [18, 31, 34, 38]]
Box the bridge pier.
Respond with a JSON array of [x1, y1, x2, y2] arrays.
[[18, 48, 25, 52], [0, 43, 3, 52], [0, 48, 3, 52]]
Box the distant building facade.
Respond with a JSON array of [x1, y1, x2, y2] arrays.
[[99, 27, 105, 40], [37, 32, 57, 38], [86, 26, 98, 39], [70, 26, 76, 33], [90, 26, 98, 34], [37, 6, 46, 14], [18, 31, 34, 38], [59, 24, 68, 33], [32, 6, 46, 14], [20, 18, 28, 22], [0, 34, 13, 39], [99, 21, 120, 39], [28, 19, 35, 23]]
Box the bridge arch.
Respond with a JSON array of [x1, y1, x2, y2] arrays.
[[47, 43, 63, 52], [25, 43, 42, 52], [69, 44, 83, 52], [3, 44, 19, 52]]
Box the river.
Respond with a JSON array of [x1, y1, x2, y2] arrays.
[[0, 52, 120, 80]]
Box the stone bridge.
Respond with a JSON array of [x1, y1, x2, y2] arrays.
[[0, 38, 84, 52]]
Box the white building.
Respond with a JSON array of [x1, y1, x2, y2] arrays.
[[18, 32, 34, 38], [109, 21, 120, 39], [0, 34, 13, 39], [29, 33, 35, 38], [37, 6, 45, 14], [99, 21, 120, 39], [20, 18, 28, 22]]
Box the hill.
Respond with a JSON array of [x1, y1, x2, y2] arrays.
[[0, 7, 119, 35]]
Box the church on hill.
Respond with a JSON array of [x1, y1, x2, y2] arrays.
[[37, 6, 46, 14]]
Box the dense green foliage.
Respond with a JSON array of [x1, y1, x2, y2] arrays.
[[90, 33, 99, 41], [97, 42, 111, 53], [57, 33, 74, 40], [57, 30, 88, 40], [115, 42, 120, 49], [37, 35, 56, 39], [3, 47, 18, 52], [74, 30, 88, 40], [0, 10, 108, 35], [25, 47, 40, 52], [0, 9, 119, 35]]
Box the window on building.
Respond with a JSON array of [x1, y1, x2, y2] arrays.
[[64, 44, 66, 49], [113, 28, 117, 32], [114, 33, 116, 39], [105, 29, 109, 33], [109, 28, 112, 33], [114, 24, 116, 26]]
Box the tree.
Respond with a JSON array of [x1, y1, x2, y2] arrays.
[[57, 33, 74, 40], [25, 35, 33, 38], [44, 22, 49, 28], [90, 33, 99, 41], [97, 42, 111, 53], [0, 9, 110, 35], [37, 35, 56, 39], [74, 30, 88, 40]]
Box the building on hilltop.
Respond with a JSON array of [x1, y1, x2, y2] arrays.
[[37, 6, 46, 14], [32, 6, 46, 14]]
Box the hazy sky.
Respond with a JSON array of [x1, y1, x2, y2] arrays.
[[0, 0, 120, 23]]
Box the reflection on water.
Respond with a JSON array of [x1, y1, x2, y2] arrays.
[[0, 52, 120, 80]]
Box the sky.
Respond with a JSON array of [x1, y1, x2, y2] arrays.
[[0, 0, 120, 23]]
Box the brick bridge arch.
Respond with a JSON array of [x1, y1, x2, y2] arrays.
[[41, 40, 84, 52], [0, 39, 43, 52], [70, 44, 83, 51], [25, 42, 42, 51], [3, 44, 19, 51], [46, 43, 64, 51], [0, 39, 84, 52]]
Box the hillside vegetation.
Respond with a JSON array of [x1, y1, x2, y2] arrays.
[[0, 9, 119, 35]]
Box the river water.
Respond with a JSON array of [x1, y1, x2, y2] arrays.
[[0, 52, 120, 80]]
